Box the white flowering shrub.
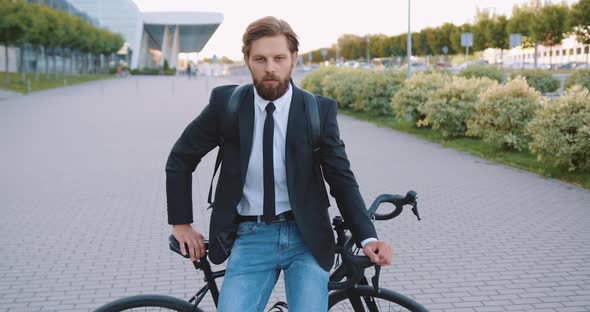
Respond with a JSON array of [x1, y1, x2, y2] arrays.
[[321, 68, 368, 109], [527, 85, 590, 172], [564, 70, 590, 91], [390, 72, 451, 124], [358, 70, 405, 115], [467, 77, 545, 151], [509, 70, 561, 93], [421, 76, 498, 137], [300, 67, 339, 96]]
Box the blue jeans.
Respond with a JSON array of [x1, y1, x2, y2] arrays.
[[217, 220, 329, 312]]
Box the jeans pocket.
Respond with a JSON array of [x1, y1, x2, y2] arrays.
[[236, 222, 258, 236]]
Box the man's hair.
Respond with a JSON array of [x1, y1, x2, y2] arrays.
[[242, 16, 299, 57]]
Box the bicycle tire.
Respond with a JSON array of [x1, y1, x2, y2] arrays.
[[328, 285, 429, 312], [94, 294, 201, 312]]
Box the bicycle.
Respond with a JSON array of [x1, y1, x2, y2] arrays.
[[95, 191, 429, 312]]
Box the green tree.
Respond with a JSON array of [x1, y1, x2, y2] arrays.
[[489, 15, 509, 63], [570, 0, 590, 68], [533, 2, 570, 68], [452, 23, 473, 54], [0, 0, 18, 84], [27, 3, 48, 82], [473, 9, 494, 51], [507, 3, 535, 48]]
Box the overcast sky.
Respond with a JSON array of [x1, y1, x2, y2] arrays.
[[132, 0, 578, 60]]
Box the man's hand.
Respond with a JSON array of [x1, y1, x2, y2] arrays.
[[172, 224, 205, 261], [363, 241, 393, 266]]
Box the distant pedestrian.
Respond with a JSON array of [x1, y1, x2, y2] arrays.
[[186, 63, 192, 79]]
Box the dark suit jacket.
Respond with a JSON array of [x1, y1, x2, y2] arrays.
[[165, 84, 377, 271]]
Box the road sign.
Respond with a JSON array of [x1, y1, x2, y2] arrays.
[[442, 46, 448, 55], [461, 33, 473, 47], [308, 53, 313, 62], [510, 33, 522, 48], [321, 49, 327, 62]]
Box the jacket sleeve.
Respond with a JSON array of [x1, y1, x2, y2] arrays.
[[165, 90, 222, 225], [319, 100, 378, 242]]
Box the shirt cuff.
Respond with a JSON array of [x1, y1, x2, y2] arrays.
[[360, 237, 378, 248]]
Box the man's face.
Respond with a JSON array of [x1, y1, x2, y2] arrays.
[[245, 35, 298, 101]]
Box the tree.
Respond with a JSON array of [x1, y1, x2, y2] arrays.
[[533, 2, 570, 68], [507, 3, 535, 48], [473, 8, 494, 51], [0, 0, 17, 84], [26, 3, 48, 82], [489, 15, 509, 64], [451, 23, 473, 54], [570, 0, 590, 68]]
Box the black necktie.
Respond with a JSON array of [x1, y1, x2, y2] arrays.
[[263, 102, 276, 224]]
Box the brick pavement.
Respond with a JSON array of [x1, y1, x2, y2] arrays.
[[1, 74, 589, 312]]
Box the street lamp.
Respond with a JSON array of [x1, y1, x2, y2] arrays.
[[407, 0, 412, 80]]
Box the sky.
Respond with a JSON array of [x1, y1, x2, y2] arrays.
[[132, 0, 578, 61]]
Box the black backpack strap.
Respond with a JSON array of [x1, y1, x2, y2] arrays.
[[302, 89, 320, 151], [207, 84, 251, 206]]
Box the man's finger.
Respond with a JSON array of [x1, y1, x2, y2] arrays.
[[364, 247, 380, 263], [178, 238, 187, 257]]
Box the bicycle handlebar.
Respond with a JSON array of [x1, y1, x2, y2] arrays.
[[328, 190, 420, 290], [369, 190, 420, 221]]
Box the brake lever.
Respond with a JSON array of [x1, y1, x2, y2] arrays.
[[411, 203, 421, 221], [371, 265, 381, 293]]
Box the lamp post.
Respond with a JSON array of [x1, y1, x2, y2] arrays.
[[407, 0, 412, 80]]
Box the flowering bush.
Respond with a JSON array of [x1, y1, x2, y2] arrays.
[[390, 72, 451, 123], [321, 68, 368, 109], [564, 69, 590, 91], [300, 67, 339, 96], [509, 70, 561, 93], [527, 85, 590, 172], [421, 76, 498, 137], [467, 77, 545, 151], [357, 70, 405, 115], [459, 65, 505, 83]]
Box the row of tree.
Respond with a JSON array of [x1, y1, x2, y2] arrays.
[[303, 0, 590, 65], [0, 0, 125, 84]]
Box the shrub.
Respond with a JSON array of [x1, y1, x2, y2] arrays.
[[357, 70, 405, 115], [390, 72, 451, 123], [321, 68, 368, 109], [301, 67, 339, 95], [421, 76, 498, 137], [527, 85, 590, 172], [564, 70, 590, 91], [459, 65, 505, 83], [467, 77, 545, 151], [509, 70, 561, 93]]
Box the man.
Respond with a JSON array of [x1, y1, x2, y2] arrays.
[[166, 16, 392, 311]]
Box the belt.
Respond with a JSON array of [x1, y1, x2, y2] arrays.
[[236, 211, 295, 223]]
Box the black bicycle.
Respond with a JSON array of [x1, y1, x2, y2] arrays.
[[95, 191, 429, 312]]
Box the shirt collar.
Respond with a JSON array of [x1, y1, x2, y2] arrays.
[[253, 82, 293, 114]]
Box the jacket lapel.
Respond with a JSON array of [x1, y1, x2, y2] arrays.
[[285, 85, 306, 210], [238, 86, 255, 183]]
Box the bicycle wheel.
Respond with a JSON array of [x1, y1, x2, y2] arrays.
[[94, 294, 201, 312], [329, 286, 429, 312]]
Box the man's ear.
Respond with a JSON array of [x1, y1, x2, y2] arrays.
[[292, 51, 298, 68]]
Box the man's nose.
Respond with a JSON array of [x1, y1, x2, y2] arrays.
[[264, 59, 278, 73]]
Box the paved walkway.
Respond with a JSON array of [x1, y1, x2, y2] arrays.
[[1, 74, 589, 312]]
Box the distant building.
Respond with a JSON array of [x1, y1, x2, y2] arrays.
[[0, 0, 223, 72], [482, 34, 590, 69], [68, 0, 223, 69]]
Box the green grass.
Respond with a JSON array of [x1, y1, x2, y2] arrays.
[[1, 71, 114, 94], [340, 109, 590, 189]]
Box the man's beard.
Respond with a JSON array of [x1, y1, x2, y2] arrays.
[[253, 71, 291, 101]]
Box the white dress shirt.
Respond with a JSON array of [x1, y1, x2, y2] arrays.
[[236, 83, 377, 247], [237, 84, 293, 216]]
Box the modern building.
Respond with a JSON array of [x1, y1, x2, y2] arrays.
[[68, 0, 223, 69], [0, 0, 223, 73]]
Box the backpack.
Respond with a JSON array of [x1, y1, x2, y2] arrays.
[[207, 84, 321, 206]]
